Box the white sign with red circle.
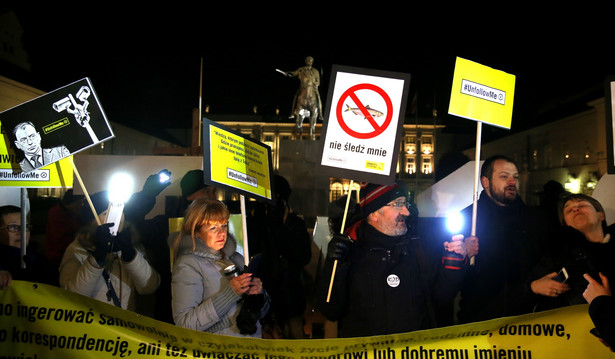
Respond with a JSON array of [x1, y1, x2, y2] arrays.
[[320, 68, 410, 182]]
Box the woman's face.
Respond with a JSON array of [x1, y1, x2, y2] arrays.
[[198, 221, 228, 251], [563, 199, 604, 233]]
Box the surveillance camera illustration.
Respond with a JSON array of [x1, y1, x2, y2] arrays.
[[53, 86, 99, 143]]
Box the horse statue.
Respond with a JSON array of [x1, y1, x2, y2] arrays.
[[292, 83, 321, 140], [278, 56, 323, 140]]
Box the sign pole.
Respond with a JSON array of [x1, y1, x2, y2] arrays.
[[69, 157, 101, 226], [326, 180, 354, 302], [470, 122, 482, 265], [20, 188, 27, 269], [240, 194, 249, 266]]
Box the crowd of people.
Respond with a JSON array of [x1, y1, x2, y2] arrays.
[[0, 155, 613, 348]]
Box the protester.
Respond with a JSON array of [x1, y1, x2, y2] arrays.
[[170, 199, 270, 337], [45, 189, 109, 270], [584, 272, 615, 351], [0, 205, 56, 288], [456, 155, 550, 324], [58, 220, 160, 310], [120, 169, 173, 321], [124, 168, 222, 323], [317, 181, 468, 337], [251, 175, 311, 339], [530, 194, 615, 311], [58, 177, 163, 313]]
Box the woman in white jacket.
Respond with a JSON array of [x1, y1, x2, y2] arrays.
[[59, 222, 160, 312], [171, 199, 269, 337]]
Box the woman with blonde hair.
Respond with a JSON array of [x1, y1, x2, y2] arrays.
[[171, 199, 269, 337]]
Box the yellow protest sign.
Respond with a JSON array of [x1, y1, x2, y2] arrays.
[[0, 130, 73, 187], [206, 120, 273, 201], [1, 281, 612, 358], [448, 57, 516, 129]]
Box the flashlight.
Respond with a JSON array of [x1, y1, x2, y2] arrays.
[[105, 172, 135, 235], [443, 212, 465, 270], [446, 212, 463, 235], [158, 170, 171, 184]]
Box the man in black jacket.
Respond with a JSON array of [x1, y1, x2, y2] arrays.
[[456, 155, 550, 324], [317, 181, 468, 337]]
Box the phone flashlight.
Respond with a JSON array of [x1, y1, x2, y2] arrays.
[[159, 171, 171, 183]]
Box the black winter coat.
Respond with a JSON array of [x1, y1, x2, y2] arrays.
[[457, 192, 549, 324], [532, 224, 615, 311], [318, 220, 465, 337]]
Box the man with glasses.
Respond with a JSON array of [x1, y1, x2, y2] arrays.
[[0, 205, 55, 289], [317, 181, 469, 337], [13, 121, 70, 172]]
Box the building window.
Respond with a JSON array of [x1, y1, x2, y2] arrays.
[[421, 136, 433, 154], [331, 182, 343, 202], [406, 156, 415, 174], [405, 135, 416, 154], [422, 157, 432, 174]]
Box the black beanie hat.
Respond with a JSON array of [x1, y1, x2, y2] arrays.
[[359, 181, 408, 217]]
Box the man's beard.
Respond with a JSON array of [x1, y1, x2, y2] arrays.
[[490, 183, 518, 205], [386, 215, 408, 236]]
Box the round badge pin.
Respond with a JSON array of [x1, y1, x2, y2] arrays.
[[387, 274, 400, 288]]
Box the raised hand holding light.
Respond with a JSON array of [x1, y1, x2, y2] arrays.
[[443, 212, 466, 270]]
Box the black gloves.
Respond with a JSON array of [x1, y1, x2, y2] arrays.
[[93, 223, 114, 267], [142, 169, 171, 198], [326, 234, 354, 262], [92, 223, 136, 265], [113, 229, 137, 262], [236, 294, 265, 334]]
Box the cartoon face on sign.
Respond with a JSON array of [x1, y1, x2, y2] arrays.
[[12, 121, 70, 172], [13, 122, 42, 159], [0, 77, 114, 174]]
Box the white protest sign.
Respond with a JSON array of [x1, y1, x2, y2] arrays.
[[320, 66, 410, 185]]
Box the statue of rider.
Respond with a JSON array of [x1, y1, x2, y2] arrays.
[[287, 56, 323, 122]]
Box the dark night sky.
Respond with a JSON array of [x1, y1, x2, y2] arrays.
[[3, 7, 614, 146]]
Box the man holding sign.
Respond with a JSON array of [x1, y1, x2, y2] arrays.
[[455, 155, 550, 324], [317, 181, 468, 337]]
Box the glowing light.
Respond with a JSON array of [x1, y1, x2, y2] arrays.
[[105, 172, 135, 236], [108, 172, 134, 204], [159, 171, 170, 184], [564, 178, 580, 193], [446, 212, 464, 234]]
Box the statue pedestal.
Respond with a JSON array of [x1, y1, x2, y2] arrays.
[[277, 140, 329, 224]]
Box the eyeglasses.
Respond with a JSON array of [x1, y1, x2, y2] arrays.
[[0, 224, 32, 233], [386, 201, 411, 209]]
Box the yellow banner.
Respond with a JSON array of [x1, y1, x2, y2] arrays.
[[0, 129, 73, 188], [448, 57, 516, 129], [0, 281, 611, 358]]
